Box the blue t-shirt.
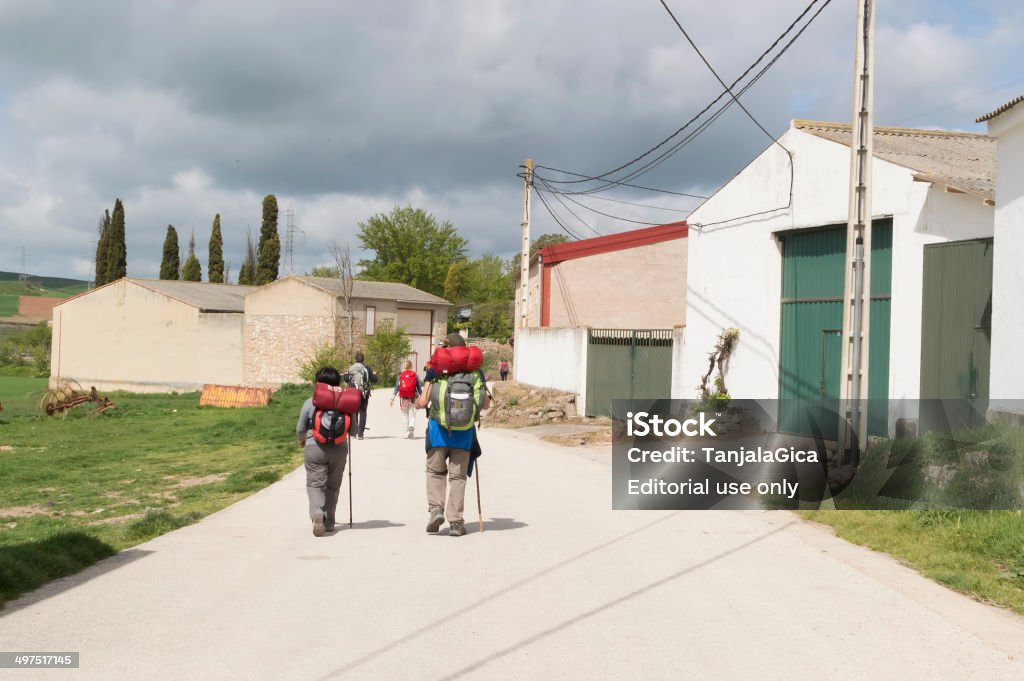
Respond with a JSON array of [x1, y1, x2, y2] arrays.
[[426, 418, 474, 451]]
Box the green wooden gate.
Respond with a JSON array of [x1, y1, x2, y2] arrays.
[[920, 239, 993, 432], [778, 221, 892, 439], [585, 329, 673, 417]]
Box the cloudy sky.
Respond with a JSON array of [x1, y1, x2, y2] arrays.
[[1, 0, 1022, 281]]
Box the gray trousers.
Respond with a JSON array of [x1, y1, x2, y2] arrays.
[[304, 440, 349, 524]]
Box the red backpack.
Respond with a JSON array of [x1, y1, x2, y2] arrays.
[[311, 383, 361, 445], [398, 370, 418, 398]]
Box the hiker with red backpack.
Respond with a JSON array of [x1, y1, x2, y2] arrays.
[[295, 366, 361, 536], [390, 360, 422, 438], [415, 332, 490, 537]]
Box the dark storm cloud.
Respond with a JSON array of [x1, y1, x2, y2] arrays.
[[0, 1, 1020, 278]]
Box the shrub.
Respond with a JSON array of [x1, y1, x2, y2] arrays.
[[366, 320, 412, 386], [296, 342, 352, 384]]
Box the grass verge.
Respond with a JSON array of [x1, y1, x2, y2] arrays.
[[801, 509, 1024, 615], [0, 378, 308, 607]]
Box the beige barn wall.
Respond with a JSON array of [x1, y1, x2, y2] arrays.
[[50, 280, 245, 392], [547, 238, 687, 328], [244, 279, 339, 386], [244, 279, 449, 385]]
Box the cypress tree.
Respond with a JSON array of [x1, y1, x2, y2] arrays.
[[104, 198, 127, 282], [255, 194, 280, 285], [94, 209, 111, 286], [208, 214, 224, 283], [160, 225, 181, 280], [182, 231, 201, 281], [238, 228, 257, 285]]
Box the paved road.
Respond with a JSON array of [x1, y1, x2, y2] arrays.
[[2, 390, 1023, 680]]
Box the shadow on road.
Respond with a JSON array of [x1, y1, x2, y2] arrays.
[[332, 520, 405, 531], [469, 517, 527, 533], [1, 538, 152, 617]]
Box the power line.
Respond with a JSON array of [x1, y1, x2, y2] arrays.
[[527, 167, 707, 198], [536, 0, 827, 188], [535, 177, 676, 227], [541, 183, 603, 236], [658, 0, 779, 146], [533, 188, 583, 241]]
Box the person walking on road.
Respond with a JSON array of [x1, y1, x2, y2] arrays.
[[347, 352, 377, 440], [391, 360, 422, 439], [296, 366, 350, 537], [415, 333, 490, 537], [499, 360, 509, 381]]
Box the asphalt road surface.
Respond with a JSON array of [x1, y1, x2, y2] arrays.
[[2, 390, 1023, 680]]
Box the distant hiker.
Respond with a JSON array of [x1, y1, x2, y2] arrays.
[[296, 366, 357, 537], [415, 334, 490, 537], [391, 360, 422, 439], [499, 360, 509, 381], [346, 352, 377, 440]]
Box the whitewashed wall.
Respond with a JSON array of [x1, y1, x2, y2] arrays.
[[682, 127, 994, 406], [987, 106, 1024, 407], [513, 327, 588, 405]]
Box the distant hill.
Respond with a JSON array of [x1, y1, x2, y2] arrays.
[[0, 271, 89, 319]]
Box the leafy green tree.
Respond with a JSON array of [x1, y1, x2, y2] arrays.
[[296, 342, 352, 383], [159, 225, 181, 280], [307, 265, 340, 278], [356, 205, 467, 296], [364, 320, 412, 386], [94, 210, 111, 286], [182, 232, 202, 281], [443, 262, 463, 302], [104, 198, 127, 282], [463, 254, 515, 303], [469, 301, 513, 343], [208, 214, 224, 283], [531, 232, 570, 256], [256, 194, 280, 285], [238, 228, 257, 285]]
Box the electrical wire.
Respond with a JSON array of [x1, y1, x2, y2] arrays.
[[533, 187, 583, 241], [535, 0, 826, 188]]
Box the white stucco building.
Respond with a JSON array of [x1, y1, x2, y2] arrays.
[[678, 119, 995, 436], [978, 96, 1024, 409]]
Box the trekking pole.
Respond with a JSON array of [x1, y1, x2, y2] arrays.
[[348, 438, 354, 529], [475, 461, 483, 534]]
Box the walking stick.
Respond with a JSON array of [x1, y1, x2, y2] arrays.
[[475, 461, 483, 534], [348, 437, 354, 529]]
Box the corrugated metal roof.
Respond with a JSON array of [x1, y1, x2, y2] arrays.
[[129, 279, 256, 312], [977, 95, 1024, 123], [793, 120, 995, 201], [298, 276, 450, 306]]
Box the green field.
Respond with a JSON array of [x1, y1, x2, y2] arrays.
[[0, 377, 307, 606], [0, 295, 18, 317]]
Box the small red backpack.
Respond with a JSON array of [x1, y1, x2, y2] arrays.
[[398, 370, 418, 399]]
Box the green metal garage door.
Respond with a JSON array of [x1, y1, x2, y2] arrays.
[[585, 329, 673, 417], [778, 221, 892, 439], [920, 239, 993, 432]]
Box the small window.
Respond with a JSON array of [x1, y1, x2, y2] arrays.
[[365, 306, 376, 335]]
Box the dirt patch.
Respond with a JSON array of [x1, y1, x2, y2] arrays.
[[86, 512, 145, 526], [0, 445, 14, 452], [0, 505, 49, 518], [541, 429, 613, 448], [174, 473, 228, 489]]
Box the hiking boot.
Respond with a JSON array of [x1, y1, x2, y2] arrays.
[[357, 434, 364, 440], [426, 510, 445, 534], [449, 521, 466, 537], [407, 427, 414, 439], [312, 511, 325, 537], [325, 519, 336, 532]]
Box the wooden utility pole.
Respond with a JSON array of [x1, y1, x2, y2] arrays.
[[518, 159, 533, 329], [840, 0, 875, 463]]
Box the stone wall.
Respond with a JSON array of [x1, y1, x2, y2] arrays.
[[245, 314, 340, 386]]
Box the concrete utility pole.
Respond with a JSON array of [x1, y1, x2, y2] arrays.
[[518, 159, 533, 329], [840, 0, 875, 464]]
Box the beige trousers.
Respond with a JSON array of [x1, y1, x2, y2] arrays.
[[426, 447, 470, 523]]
